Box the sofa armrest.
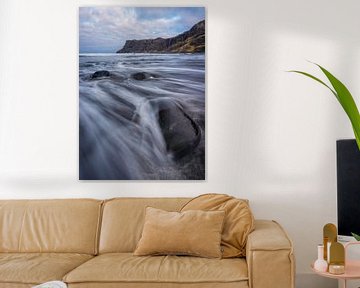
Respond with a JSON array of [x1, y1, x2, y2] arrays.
[[246, 220, 295, 288]]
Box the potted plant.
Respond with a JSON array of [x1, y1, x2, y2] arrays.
[[290, 63, 360, 240]]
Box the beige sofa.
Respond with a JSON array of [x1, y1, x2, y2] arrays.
[[0, 198, 295, 288]]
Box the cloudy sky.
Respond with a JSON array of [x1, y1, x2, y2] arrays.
[[79, 7, 205, 53]]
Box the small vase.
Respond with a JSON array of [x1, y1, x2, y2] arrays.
[[314, 244, 328, 272]]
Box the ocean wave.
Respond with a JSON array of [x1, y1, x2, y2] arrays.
[[79, 54, 205, 180]]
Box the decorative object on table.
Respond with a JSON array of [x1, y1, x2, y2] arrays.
[[314, 244, 328, 272], [290, 63, 360, 242], [289, 62, 360, 150], [312, 239, 360, 288], [323, 223, 337, 262], [319, 223, 345, 275], [329, 242, 345, 275], [32, 281, 67, 288], [79, 7, 206, 180], [328, 264, 345, 275]]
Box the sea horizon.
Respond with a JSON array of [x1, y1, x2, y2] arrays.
[[79, 52, 205, 56]]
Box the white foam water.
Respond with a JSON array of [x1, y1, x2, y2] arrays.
[[79, 53, 205, 180]]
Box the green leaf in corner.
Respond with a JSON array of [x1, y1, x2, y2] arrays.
[[289, 63, 360, 151], [351, 232, 360, 241], [316, 64, 360, 150]]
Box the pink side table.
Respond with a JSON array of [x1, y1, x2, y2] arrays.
[[311, 242, 360, 288]]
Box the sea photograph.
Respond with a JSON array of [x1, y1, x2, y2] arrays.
[[79, 7, 206, 180]]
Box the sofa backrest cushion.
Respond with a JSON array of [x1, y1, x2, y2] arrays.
[[0, 199, 102, 254], [181, 194, 254, 258], [99, 198, 189, 253]]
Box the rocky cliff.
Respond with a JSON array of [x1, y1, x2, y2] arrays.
[[117, 20, 205, 53]]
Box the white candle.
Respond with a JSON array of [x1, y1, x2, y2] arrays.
[[327, 242, 331, 263]]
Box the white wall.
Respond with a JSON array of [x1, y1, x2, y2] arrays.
[[1, 0, 360, 287]]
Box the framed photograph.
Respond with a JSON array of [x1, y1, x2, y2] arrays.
[[79, 7, 205, 180]]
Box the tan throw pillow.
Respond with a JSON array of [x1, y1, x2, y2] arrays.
[[181, 193, 254, 258], [134, 207, 225, 258]]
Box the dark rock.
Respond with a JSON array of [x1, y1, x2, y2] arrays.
[[117, 20, 205, 54], [151, 99, 201, 159], [132, 72, 147, 80], [131, 72, 155, 81], [91, 70, 110, 79]]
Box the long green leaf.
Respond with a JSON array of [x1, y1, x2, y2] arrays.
[[288, 70, 337, 98], [316, 64, 360, 150], [289, 64, 360, 150], [351, 232, 360, 241]]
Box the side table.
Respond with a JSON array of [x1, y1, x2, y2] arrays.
[[311, 242, 360, 288]]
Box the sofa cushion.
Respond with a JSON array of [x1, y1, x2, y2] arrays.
[[181, 194, 254, 258], [134, 207, 225, 258], [67, 282, 249, 288], [99, 198, 190, 253], [63, 253, 248, 284], [0, 253, 93, 285], [0, 199, 102, 254]]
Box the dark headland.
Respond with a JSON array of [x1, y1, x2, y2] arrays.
[[117, 20, 205, 54]]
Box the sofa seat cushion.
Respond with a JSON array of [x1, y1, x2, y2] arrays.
[[0, 253, 93, 285], [64, 253, 248, 284]]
